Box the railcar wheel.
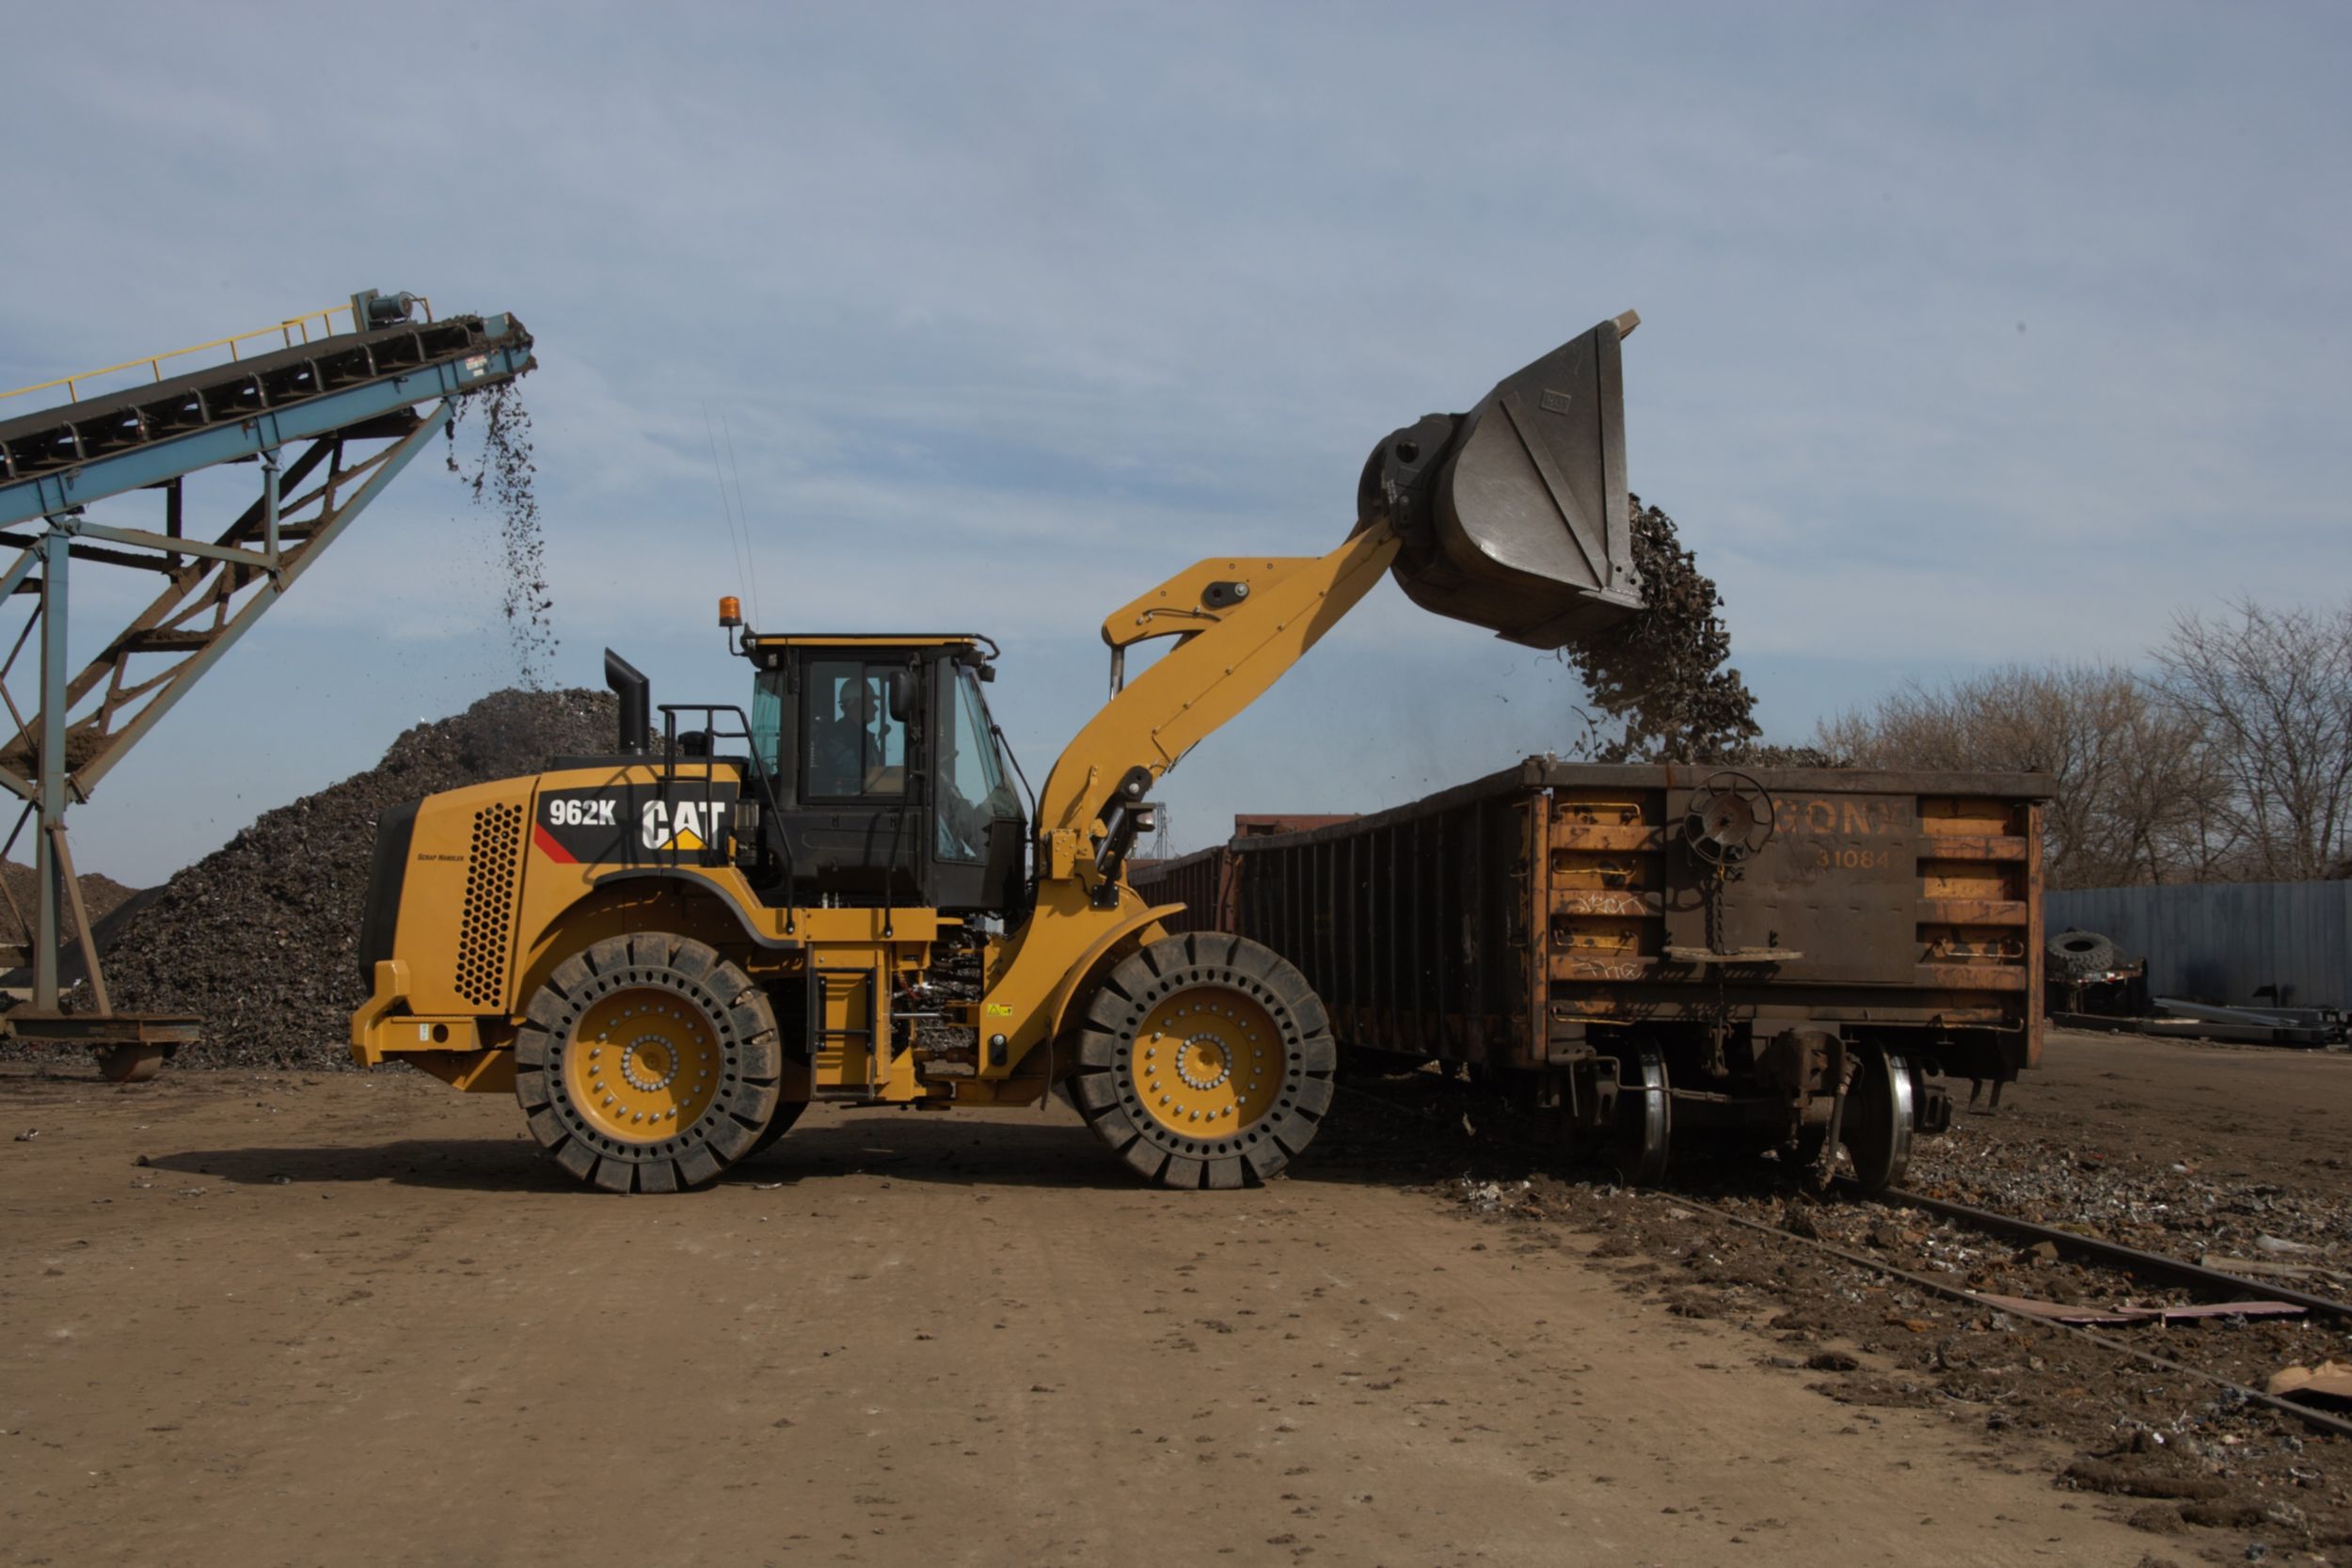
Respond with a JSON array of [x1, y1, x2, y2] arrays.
[[1069, 932, 1336, 1190], [514, 933, 784, 1194], [1604, 1047, 1671, 1186], [1840, 1047, 1915, 1192], [94, 1045, 165, 1084]]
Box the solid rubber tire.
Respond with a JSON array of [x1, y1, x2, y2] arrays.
[[513, 932, 782, 1193], [1068, 931, 1336, 1190]]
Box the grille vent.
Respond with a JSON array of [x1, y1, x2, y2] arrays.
[[455, 803, 524, 1006]]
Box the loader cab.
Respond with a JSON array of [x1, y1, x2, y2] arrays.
[[743, 634, 1026, 916]]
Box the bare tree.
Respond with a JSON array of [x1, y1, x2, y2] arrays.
[[2153, 597, 2352, 881], [1817, 663, 2232, 889]]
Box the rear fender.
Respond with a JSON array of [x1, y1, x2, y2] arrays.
[[512, 874, 789, 1009]]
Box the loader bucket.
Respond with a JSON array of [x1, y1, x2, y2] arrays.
[[1358, 310, 1644, 648]]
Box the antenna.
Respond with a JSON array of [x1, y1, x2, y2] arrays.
[[702, 403, 756, 622], [720, 412, 766, 626]]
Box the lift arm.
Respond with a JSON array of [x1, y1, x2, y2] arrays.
[[974, 522, 1403, 1081]]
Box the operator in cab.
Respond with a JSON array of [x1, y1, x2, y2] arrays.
[[810, 673, 895, 797]]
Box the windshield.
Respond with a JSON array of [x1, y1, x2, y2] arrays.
[[937, 666, 1020, 861]]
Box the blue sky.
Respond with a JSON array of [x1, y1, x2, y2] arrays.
[[4, 1, 2346, 882]]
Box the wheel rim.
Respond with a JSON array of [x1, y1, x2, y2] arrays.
[[1128, 987, 1282, 1139], [1606, 1047, 1671, 1186], [561, 987, 722, 1144], [1843, 1048, 1915, 1190]]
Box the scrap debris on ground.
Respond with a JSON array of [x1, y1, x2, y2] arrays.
[[0, 860, 138, 943]]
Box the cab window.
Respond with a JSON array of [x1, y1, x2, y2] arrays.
[[804, 661, 906, 799], [750, 670, 785, 778], [936, 666, 1019, 861]]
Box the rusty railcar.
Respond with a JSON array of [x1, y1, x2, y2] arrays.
[[1131, 759, 2047, 1186], [1143, 815, 1358, 937]]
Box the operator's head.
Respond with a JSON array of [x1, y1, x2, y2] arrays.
[[839, 681, 875, 721]]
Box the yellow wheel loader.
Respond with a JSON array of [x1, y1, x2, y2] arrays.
[[351, 313, 1645, 1191]]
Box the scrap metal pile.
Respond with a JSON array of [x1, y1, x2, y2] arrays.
[[76, 689, 629, 1069]]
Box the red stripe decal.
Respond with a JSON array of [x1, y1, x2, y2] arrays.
[[532, 821, 577, 863]]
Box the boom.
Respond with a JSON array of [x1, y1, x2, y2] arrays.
[[976, 523, 1406, 1081]]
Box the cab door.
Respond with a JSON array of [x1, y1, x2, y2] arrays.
[[770, 653, 929, 903], [927, 657, 1026, 915]]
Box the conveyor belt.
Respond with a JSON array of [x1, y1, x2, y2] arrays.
[[0, 312, 532, 527]]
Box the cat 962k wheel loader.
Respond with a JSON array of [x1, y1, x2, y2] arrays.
[[350, 312, 1646, 1191]]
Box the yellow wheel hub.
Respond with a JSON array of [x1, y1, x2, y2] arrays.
[[1129, 987, 1280, 1138], [564, 988, 721, 1144]]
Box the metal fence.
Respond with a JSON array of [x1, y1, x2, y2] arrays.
[[2045, 881, 2352, 1008]]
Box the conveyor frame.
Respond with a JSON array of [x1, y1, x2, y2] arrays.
[[0, 296, 533, 1059]]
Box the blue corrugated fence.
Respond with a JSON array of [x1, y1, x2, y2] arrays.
[[2045, 881, 2351, 1008]]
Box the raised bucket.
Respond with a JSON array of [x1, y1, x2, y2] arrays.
[[1358, 310, 1644, 648]]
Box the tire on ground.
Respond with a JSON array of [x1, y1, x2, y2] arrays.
[[2046, 928, 2119, 980], [513, 932, 784, 1193], [1067, 931, 1337, 1191]]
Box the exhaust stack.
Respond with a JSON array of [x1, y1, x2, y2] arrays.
[[605, 648, 648, 755], [1358, 310, 1644, 648]]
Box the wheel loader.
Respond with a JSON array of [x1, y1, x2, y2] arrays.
[[351, 312, 1645, 1191]]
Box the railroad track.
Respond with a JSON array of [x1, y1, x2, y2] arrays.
[[1864, 1181, 2352, 1325], [1682, 1188, 2352, 1443], [1336, 1076, 2352, 1441]]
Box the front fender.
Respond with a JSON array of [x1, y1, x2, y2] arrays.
[[1041, 900, 1181, 1057]]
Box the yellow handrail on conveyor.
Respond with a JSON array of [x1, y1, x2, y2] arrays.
[[0, 295, 437, 407]]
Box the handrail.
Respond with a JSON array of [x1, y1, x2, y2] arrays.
[[0, 295, 437, 406]]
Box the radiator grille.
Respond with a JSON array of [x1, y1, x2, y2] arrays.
[[455, 803, 524, 1007]]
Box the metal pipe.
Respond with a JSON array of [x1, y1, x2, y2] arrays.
[[32, 524, 67, 1010], [262, 447, 281, 568], [48, 820, 109, 1016]]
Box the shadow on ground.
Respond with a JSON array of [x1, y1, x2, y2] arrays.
[[137, 1071, 1566, 1196]]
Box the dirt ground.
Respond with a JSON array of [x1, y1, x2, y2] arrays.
[[0, 1052, 2194, 1568], [1391, 1029, 2352, 1567]]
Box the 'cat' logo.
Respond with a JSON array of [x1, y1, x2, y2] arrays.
[[642, 800, 728, 852]]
